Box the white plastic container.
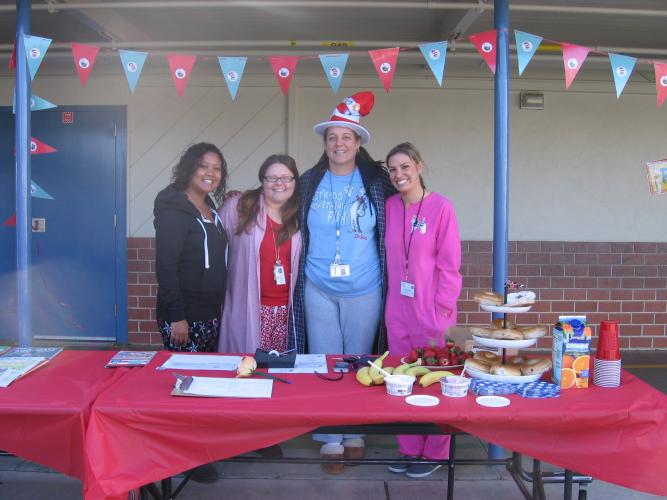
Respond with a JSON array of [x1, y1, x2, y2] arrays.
[[440, 375, 471, 398], [384, 375, 416, 396]]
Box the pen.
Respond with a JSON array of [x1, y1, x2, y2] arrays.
[[253, 371, 292, 385]]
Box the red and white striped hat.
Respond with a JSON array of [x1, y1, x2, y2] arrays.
[[313, 91, 375, 144]]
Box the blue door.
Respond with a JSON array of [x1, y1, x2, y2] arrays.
[[0, 106, 127, 342]]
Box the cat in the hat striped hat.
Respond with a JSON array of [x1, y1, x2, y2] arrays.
[[313, 91, 375, 144]]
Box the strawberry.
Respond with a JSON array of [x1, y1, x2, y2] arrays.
[[405, 349, 419, 363], [426, 357, 438, 366], [437, 356, 450, 366], [446, 339, 455, 348], [423, 348, 436, 360], [449, 352, 458, 365]]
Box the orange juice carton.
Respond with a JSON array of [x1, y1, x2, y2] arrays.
[[552, 315, 592, 389]]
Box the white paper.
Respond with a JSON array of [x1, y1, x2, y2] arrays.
[[158, 354, 242, 371], [0, 357, 46, 387], [269, 354, 327, 374], [179, 376, 273, 398]]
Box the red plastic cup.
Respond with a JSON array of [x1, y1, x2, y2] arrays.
[[596, 320, 621, 361]]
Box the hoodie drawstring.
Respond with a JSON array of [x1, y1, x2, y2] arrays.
[[196, 212, 224, 269]]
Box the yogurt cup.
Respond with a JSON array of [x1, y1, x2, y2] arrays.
[[441, 375, 471, 398], [385, 374, 416, 396]]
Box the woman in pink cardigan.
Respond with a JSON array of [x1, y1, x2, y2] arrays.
[[384, 143, 462, 479], [218, 154, 301, 354]]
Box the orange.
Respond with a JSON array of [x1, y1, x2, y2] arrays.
[[560, 368, 577, 389], [572, 355, 590, 374], [561, 355, 575, 369], [576, 378, 589, 388]]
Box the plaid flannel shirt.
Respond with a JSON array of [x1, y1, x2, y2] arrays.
[[288, 156, 396, 354]]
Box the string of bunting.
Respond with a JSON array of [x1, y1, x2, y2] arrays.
[[8, 29, 667, 107]]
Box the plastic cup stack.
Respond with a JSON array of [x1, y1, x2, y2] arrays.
[[593, 320, 621, 388]]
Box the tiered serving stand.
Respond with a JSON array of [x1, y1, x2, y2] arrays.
[[468, 284, 540, 384]]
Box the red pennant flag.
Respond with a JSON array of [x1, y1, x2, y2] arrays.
[[654, 63, 667, 108], [71, 43, 99, 87], [561, 43, 590, 89], [167, 53, 196, 97], [30, 137, 57, 155], [268, 56, 299, 96], [8, 42, 16, 70], [468, 30, 497, 74], [369, 47, 400, 93], [2, 213, 16, 227]]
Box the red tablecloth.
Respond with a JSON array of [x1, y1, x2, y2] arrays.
[[84, 352, 667, 499], [0, 350, 129, 480]]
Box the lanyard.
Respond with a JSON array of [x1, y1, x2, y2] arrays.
[[267, 216, 282, 265], [328, 169, 357, 263], [401, 188, 425, 280]]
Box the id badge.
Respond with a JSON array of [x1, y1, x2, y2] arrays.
[[330, 263, 351, 278], [274, 264, 287, 285], [400, 281, 415, 298]]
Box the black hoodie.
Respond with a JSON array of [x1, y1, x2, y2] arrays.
[[153, 184, 228, 323]]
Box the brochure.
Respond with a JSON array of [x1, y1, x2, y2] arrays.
[[106, 351, 157, 368], [1, 347, 63, 361], [0, 356, 47, 387]]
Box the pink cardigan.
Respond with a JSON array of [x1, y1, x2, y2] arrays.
[[217, 194, 302, 353]]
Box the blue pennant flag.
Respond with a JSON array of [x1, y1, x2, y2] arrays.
[[609, 53, 637, 98], [514, 30, 543, 75], [119, 49, 147, 94], [319, 53, 349, 94], [13, 93, 57, 113], [22, 35, 51, 80], [418, 42, 448, 86], [218, 57, 247, 101], [30, 180, 54, 200]]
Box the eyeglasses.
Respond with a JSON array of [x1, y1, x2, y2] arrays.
[[263, 175, 295, 184]]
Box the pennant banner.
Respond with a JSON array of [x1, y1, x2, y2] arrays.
[[562, 43, 590, 89], [268, 56, 299, 96], [218, 56, 247, 101], [369, 47, 399, 93], [30, 137, 57, 155], [31, 180, 54, 200], [23, 35, 51, 80], [119, 49, 147, 94], [319, 53, 348, 94], [71, 43, 99, 87], [13, 93, 57, 113], [469, 30, 497, 74], [608, 53, 636, 99], [514, 30, 543, 75], [167, 53, 196, 97], [419, 41, 447, 86], [654, 63, 667, 108], [2, 213, 16, 227]]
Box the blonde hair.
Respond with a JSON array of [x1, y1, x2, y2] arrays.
[[386, 142, 426, 189]]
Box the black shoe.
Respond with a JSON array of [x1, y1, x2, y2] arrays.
[[258, 444, 283, 458], [188, 463, 219, 483], [388, 455, 413, 474], [406, 463, 442, 479]]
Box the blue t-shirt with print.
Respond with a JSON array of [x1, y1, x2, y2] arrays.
[[306, 169, 381, 297]]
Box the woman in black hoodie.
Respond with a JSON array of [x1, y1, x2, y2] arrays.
[[154, 143, 228, 352]]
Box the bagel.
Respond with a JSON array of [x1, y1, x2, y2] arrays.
[[506, 290, 536, 306], [490, 364, 522, 376], [470, 326, 492, 338], [473, 291, 503, 306], [506, 355, 526, 367], [473, 351, 501, 365], [491, 318, 515, 329], [519, 325, 548, 339], [521, 357, 552, 376], [490, 327, 524, 340], [465, 358, 491, 373]]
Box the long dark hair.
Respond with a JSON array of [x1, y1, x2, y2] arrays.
[[171, 142, 227, 204], [236, 154, 300, 245], [386, 142, 426, 189]]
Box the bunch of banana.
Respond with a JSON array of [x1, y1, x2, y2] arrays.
[[355, 366, 374, 386], [418, 370, 454, 387], [368, 350, 390, 384]]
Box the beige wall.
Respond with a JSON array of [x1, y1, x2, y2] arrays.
[[2, 67, 665, 241]]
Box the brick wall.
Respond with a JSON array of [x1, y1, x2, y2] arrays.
[[128, 238, 667, 350]]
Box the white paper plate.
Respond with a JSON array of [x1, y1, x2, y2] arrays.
[[480, 304, 532, 313], [466, 366, 542, 384], [476, 395, 510, 408], [400, 356, 462, 370], [405, 395, 440, 407], [472, 336, 537, 349]]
